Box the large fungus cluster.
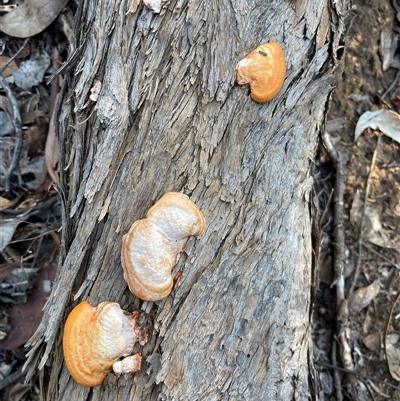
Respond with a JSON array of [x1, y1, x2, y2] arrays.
[[63, 192, 205, 386], [63, 40, 287, 387]]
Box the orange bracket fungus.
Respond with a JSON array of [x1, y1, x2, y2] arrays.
[[121, 192, 206, 301], [235, 42, 286, 103], [63, 301, 150, 387]]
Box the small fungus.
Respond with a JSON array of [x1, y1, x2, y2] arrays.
[[121, 192, 206, 301], [63, 301, 150, 387], [235, 42, 286, 103]]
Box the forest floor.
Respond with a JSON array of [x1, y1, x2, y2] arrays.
[[0, 0, 399, 400], [313, 0, 400, 400]]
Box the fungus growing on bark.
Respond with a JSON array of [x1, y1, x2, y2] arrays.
[[235, 42, 286, 103], [63, 301, 150, 387], [121, 192, 206, 301]]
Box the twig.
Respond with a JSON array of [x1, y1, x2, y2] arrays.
[[322, 132, 358, 400], [319, 188, 334, 229], [0, 38, 29, 76], [349, 133, 382, 295], [321, 132, 345, 301], [315, 360, 400, 392], [382, 70, 400, 99], [331, 340, 344, 401], [363, 243, 400, 269], [0, 73, 23, 191]]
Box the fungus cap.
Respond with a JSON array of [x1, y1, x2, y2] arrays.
[[121, 192, 206, 301], [63, 301, 149, 387], [235, 42, 286, 103]]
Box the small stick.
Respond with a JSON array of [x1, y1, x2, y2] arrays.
[[331, 340, 344, 401], [382, 70, 400, 99], [319, 188, 334, 229], [349, 133, 382, 295], [363, 243, 400, 269], [0, 73, 23, 191], [321, 132, 345, 301], [322, 132, 358, 399]]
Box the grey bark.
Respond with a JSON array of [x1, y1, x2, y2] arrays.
[[25, 0, 349, 399]]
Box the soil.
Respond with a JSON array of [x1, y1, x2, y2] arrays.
[[0, 0, 399, 400]]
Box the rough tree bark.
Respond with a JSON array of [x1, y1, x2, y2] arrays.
[[25, 0, 349, 399]]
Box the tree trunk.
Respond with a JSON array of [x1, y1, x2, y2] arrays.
[[26, 0, 349, 399]]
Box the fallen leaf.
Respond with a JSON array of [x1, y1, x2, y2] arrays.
[[24, 124, 48, 157], [0, 0, 69, 38], [379, 30, 399, 71], [385, 294, 400, 381], [0, 196, 19, 211], [0, 56, 18, 78], [348, 280, 380, 312], [0, 95, 13, 116], [13, 53, 50, 91], [350, 191, 399, 249], [0, 111, 13, 136], [362, 331, 381, 351], [0, 263, 56, 350], [0, 95, 14, 136], [0, 262, 19, 283], [0, 218, 22, 253], [15, 198, 39, 210], [386, 332, 400, 381], [354, 109, 400, 143]]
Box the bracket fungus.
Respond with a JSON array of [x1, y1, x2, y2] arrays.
[[63, 301, 150, 387], [121, 192, 206, 301], [235, 42, 286, 103]]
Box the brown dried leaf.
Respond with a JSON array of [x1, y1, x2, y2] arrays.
[[362, 331, 381, 351], [48, 230, 61, 254], [348, 280, 380, 312], [0, 196, 15, 211], [0, 263, 56, 350], [0, 56, 18, 78], [0, 261, 19, 283], [15, 197, 39, 210], [24, 124, 48, 157], [0, 0, 69, 38]]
